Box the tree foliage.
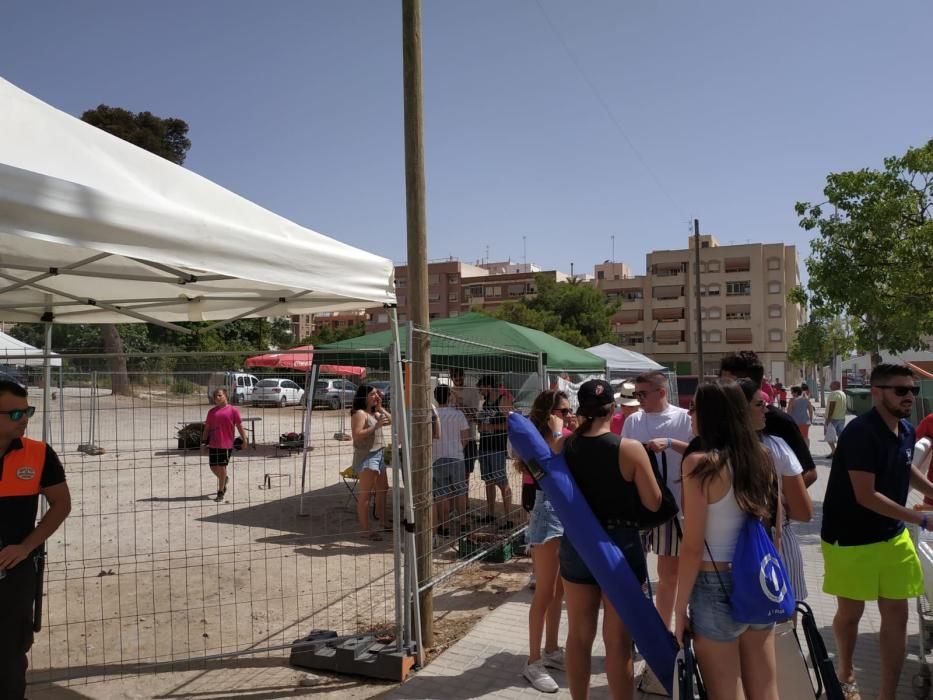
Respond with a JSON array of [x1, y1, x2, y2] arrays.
[[491, 274, 619, 347], [787, 315, 854, 369], [795, 139, 933, 364], [81, 104, 191, 165], [299, 321, 367, 347]]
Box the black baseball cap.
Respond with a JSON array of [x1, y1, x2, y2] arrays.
[[577, 379, 614, 417]]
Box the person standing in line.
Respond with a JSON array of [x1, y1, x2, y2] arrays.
[[476, 375, 514, 528], [787, 386, 814, 447], [775, 380, 788, 410], [0, 379, 71, 700], [620, 372, 691, 628], [432, 385, 469, 536], [519, 390, 572, 694], [201, 387, 251, 501], [350, 384, 392, 541], [561, 379, 661, 700], [674, 380, 779, 700], [610, 381, 640, 436], [825, 380, 848, 458], [821, 364, 929, 700], [451, 369, 482, 491]]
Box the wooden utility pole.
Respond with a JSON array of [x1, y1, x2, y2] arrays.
[[694, 219, 704, 377], [401, 0, 433, 648]]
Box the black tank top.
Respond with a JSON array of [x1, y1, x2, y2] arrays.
[[565, 432, 640, 524]]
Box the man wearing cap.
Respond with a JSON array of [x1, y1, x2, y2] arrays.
[[610, 381, 641, 436], [0, 379, 71, 699]]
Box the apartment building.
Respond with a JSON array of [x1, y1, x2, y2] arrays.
[[596, 235, 804, 381], [460, 269, 569, 314], [290, 309, 369, 340]]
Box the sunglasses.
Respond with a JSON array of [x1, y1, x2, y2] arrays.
[[0, 406, 36, 421], [634, 388, 661, 399], [875, 385, 920, 397], [552, 407, 572, 416]]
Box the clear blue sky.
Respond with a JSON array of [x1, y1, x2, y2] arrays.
[[3, 1, 931, 281]]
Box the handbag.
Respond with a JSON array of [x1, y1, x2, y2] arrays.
[[631, 447, 680, 531], [824, 420, 837, 443]]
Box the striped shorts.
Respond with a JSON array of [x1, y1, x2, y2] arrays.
[[643, 518, 682, 557], [780, 522, 808, 600]]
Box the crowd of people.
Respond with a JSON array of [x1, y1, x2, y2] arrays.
[[502, 353, 932, 700]]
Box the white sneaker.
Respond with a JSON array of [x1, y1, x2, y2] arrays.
[[523, 660, 559, 693], [542, 647, 565, 671]]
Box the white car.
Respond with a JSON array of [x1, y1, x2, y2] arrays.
[[251, 378, 305, 407]]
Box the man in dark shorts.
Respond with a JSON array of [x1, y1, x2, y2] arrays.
[[0, 379, 71, 699], [476, 375, 513, 527]]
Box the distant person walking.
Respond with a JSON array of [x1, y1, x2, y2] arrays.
[[476, 375, 514, 527], [201, 388, 251, 501], [825, 380, 848, 457], [432, 385, 469, 535], [821, 364, 929, 700], [350, 384, 392, 541], [787, 386, 814, 447]]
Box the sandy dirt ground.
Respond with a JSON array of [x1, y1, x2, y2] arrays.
[[24, 381, 529, 698]]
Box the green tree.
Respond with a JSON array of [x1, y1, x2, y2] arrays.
[[80, 105, 193, 394], [300, 321, 367, 347], [491, 274, 618, 347], [795, 139, 933, 365], [787, 315, 854, 377]]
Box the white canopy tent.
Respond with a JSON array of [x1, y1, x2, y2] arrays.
[[0, 77, 395, 330], [586, 343, 666, 375], [0, 330, 61, 367]]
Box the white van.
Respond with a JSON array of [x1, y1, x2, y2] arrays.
[[207, 371, 259, 405]]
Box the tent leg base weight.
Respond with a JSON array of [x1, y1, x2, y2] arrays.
[[290, 630, 416, 682]]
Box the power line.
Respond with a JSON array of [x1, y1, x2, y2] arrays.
[[533, 0, 687, 217]]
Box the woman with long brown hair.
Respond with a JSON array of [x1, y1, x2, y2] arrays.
[[519, 390, 571, 692], [674, 380, 779, 700]]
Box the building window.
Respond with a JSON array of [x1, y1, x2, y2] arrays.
[[769, 329, 783, 342], [724, 257, 751, 273], [448, 292, 459, 302], [698, 262, 708, 273], [653, 285, 684, 300], [508, 284, 525, 297], [622, 289, 643, 301], [485, 286, 501, 297], [768, 280, 782, 294], [396, 278, 406, 288], [429, 312, 440, 319], [449, 310, 459, 317], [725, 304, 751, 320], [707, 307, 722, 319], [767, 257, 781, 270], [428, 274, 440, 284], [707, 261, 721, 273], [652, 307, 684, 321], [467, 286, 484, 298], [699, 285, 707, 296], [768, 305, 782, 318], [447, 275, 459, 285], [707, 284, 721, 296], [597, 270, 605, 279], [376, 313, 388, 323], [726, 280, 751, 296], [709, 330, 722, 343], [397, 295, 406, 306], [726, 328, 753, 344], [428, 293, 440, 302]]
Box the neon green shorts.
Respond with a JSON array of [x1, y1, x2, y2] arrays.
[[822, 528, 924, 601]]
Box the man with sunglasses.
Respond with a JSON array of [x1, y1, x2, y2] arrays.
[[0, 379, 71, 699], [821, 364, 930, 700]]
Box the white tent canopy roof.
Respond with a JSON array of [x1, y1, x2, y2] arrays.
[[586, 343, 667, 374], [0, 330, 61, 366], [0, 77, 396, 329]]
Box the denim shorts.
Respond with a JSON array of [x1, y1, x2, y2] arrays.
[[830, 418, 846, 439], [433, 457, 467, 497], [560, 524, 647, 586], [526, 490, 563, 546], [354, 449, 385, 475], [689, 570, 773, 642], [478, 450, 508, 486]]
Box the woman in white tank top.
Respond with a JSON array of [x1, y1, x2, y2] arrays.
[[674, 380, 780, 700]]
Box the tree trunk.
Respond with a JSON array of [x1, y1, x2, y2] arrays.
[[100, 324, 131, 396], [871, 350, 883, 367]]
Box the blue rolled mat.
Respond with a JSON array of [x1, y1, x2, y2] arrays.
[[508, 412, 678, 694]]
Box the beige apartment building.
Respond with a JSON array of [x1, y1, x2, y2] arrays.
[[595, 235, 804, 382], [290, 309, 369, 341]]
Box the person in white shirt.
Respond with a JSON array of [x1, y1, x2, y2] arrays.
[[433, 385, 470, 535], [451, 368, 482, 481], [621, 371, 692, 635]]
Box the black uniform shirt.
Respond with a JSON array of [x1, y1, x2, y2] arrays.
[[0, 438, 66, 547]]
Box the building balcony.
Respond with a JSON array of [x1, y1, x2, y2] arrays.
[[651, 296, 685, 308]]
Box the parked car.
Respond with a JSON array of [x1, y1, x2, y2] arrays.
[[207, 371, 259, 405], [312, 378, 358, 410], [251, 378, 305, 407]]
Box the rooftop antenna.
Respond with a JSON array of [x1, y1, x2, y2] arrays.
[[485, 244, 490, 264], [611, 234, 615, 263], [522, 235, 527, 265]]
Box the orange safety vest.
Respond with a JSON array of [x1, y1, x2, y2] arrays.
[[0, 437, 47, 497]]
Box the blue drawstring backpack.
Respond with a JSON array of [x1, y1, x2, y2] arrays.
[[727, 517, 795, 624]]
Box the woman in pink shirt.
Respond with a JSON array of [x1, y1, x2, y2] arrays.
[[201, 388, 250, 501]]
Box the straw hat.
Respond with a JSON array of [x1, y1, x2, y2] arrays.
[[614, 380, 640, 407]]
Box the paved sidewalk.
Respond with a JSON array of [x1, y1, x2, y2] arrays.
[[383, 417, 931, 699]]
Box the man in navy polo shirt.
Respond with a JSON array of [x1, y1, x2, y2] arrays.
[[821, 364, 929, 700]]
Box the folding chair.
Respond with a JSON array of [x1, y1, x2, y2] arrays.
[[341, 466, 378, 518]]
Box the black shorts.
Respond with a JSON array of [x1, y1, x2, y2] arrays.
[[208, 448, 232, 467]]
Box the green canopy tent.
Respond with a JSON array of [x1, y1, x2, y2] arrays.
[[313, 312, 607, 374]]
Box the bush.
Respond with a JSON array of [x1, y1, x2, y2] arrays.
[[172, 378, 197, 395]]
